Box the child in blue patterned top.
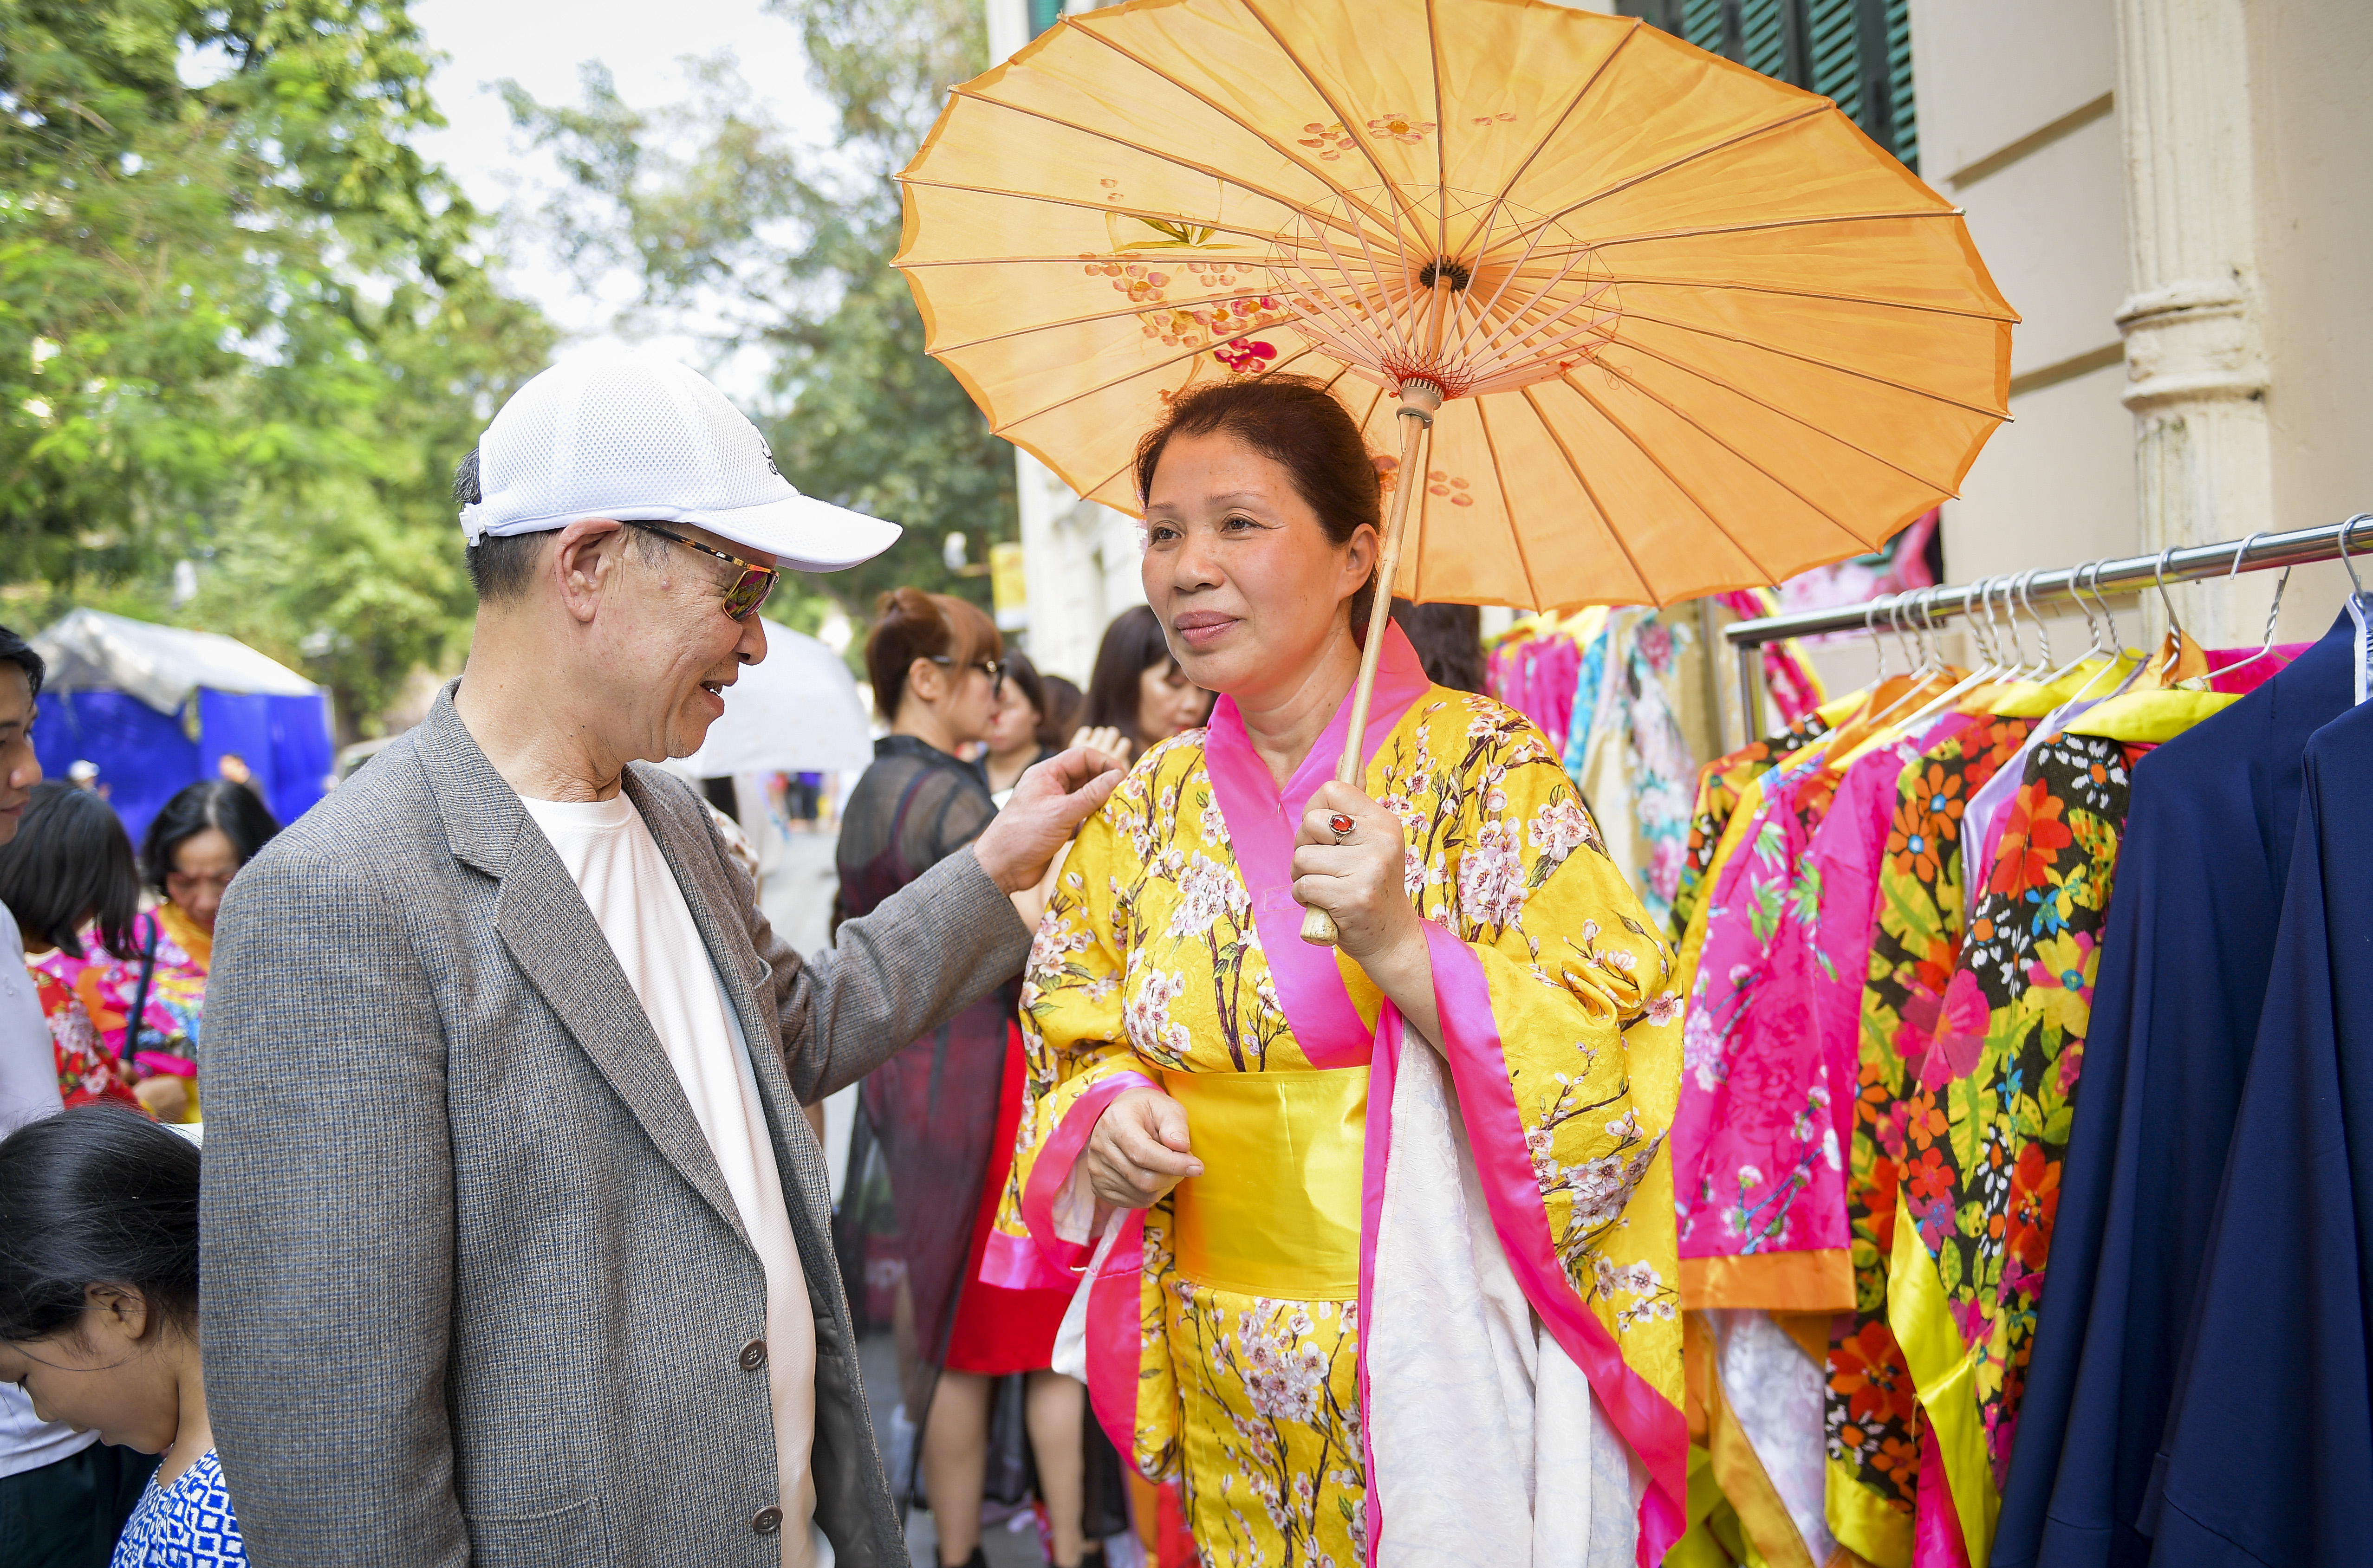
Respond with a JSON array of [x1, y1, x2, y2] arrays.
[[0, 1107, 244, 1567]]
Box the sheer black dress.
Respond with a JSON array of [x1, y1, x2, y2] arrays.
[[830, 737, 1019, 1486]]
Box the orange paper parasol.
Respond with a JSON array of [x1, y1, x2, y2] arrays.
[[897, 0, 2014, 939]]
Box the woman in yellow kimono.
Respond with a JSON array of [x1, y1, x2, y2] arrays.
[[980, 375, 1687, 1567]]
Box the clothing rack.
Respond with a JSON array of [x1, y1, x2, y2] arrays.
[[1716, 513, 2373, 753]]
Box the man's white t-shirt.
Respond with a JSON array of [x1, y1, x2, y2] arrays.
[[520, 793, 825, 1568]]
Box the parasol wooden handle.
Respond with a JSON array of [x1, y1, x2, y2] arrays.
[[1301, 379, 1443, 947]]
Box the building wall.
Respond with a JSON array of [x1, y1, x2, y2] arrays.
[[1909, 0, 2130, 645], [2250, 0, 2373, 639]]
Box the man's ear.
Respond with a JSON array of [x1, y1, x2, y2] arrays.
[[550, 518, 627, 624]]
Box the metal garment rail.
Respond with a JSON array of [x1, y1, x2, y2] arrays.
[[1716, 512, 2373, 753]]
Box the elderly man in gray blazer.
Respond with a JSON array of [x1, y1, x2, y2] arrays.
[[199, 350, 1120, 1568]]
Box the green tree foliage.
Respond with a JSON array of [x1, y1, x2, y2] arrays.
[[502, 0, 1015, 624], [0, 0, 552, 731]]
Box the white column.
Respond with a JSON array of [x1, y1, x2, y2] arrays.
[[985, 0, 1026, 64], [2113, 0, 2272, 646]]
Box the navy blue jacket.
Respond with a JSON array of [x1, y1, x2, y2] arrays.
[[2145, 694, 2373, 1563], [1992, 612, 2359, 1568]]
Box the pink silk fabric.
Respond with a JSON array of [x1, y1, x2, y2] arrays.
[[1675, 716, 1974, 1279]]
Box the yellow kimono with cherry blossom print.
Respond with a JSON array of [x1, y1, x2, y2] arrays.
[[982, 624, 1688, 1568]]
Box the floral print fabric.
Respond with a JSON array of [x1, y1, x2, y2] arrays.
[[1896, 731, 2147, 1561], [1003, 688, 1684, 1564], [31, 965, 143, 1112], [1676, 749, 1848, 1269], [1572, 607, 1763, 930], [1828, 714, 2034, 1556], [1671, 706, 1836, 942], [36, 904, 210, 1066]]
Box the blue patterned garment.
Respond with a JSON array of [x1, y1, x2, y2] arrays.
[[112, 1448, 246, 1568]]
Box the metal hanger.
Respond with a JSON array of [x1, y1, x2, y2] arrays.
[[2210, 532, 2292, 683], [2153, 546, 2191, 654], [1888, 577, 2021, 737], [2339, 513, 2369, 597], [2016, 570, 2055, 678], [2085, 559, 2126, 655], [2033, 556, 2127, 700]]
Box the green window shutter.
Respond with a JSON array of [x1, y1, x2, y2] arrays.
[[1806, 0, 1860, 121], [1885, 0, 1918, 169], [1680, 0, 1732, 56], [1029, 0, 1064, 35], [1627, 0, 1916, 172], [1746, 0, 1794, 83]]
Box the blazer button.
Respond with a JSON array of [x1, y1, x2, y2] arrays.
[[752, 1506, 783, 1536], [739, 1338, 768, 1372]]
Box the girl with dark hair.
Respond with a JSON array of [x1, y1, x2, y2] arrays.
[[990, 373, 1687, 1563], [0, 784, 148, 1119], [46, 781, 280, 1125], [837, 590, 1098, 1568], [1039, 673, 1086, 743], [1080, 605, 1211, 758], [0, 1106, 246, 1567], [979, 653, 1058, 805]]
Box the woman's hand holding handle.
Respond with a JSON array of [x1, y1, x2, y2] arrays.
[[1083, 1086, 1201, 1209]]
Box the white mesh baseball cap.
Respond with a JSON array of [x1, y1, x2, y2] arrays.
[[458, 348, 901, 571]]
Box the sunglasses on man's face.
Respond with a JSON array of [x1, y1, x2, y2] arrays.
[[625, 522, 779, 621]]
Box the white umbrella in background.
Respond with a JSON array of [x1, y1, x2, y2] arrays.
[[670, 620, 873, 778]]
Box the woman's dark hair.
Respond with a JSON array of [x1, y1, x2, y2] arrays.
[[1083, 606, 1182, 750], [0, 782, 139, 959], [997, 652, 1067, 752], [0, 1106, 202, 1343], [1131, 372, 1384, 643], [864, 587, 1003, 724], [1391, 599, 1485, 693], [1040, 674, 1085, 745], [141, 779, 281, 896]]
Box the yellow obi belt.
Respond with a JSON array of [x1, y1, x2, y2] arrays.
[[1161, 1066, 1368, 1301]]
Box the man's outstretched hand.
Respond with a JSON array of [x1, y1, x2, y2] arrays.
[[972, 745, 1125, 894]]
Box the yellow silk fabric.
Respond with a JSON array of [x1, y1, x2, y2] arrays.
[[1163, 1067, 1368, 1300]]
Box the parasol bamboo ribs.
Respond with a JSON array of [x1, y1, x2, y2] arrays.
[[1300, 376, 1441, 947]]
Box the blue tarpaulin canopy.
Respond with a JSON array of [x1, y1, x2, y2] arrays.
[[29, 609, 336, 844]]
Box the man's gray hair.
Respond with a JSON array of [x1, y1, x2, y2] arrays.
[[457, 448, 662, 604]]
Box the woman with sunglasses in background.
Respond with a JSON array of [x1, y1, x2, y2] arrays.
[[833, 589, 1096, 1568]]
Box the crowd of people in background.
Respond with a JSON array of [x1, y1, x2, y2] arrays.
[[0, 573, 1232, 1568], [0, 625, 265, 1566], [0, 574, 1492, 1568], [830, 590, 1218, 1568]]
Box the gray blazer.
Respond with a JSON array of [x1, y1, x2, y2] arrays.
[[200, 689, 1030, 1567]]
